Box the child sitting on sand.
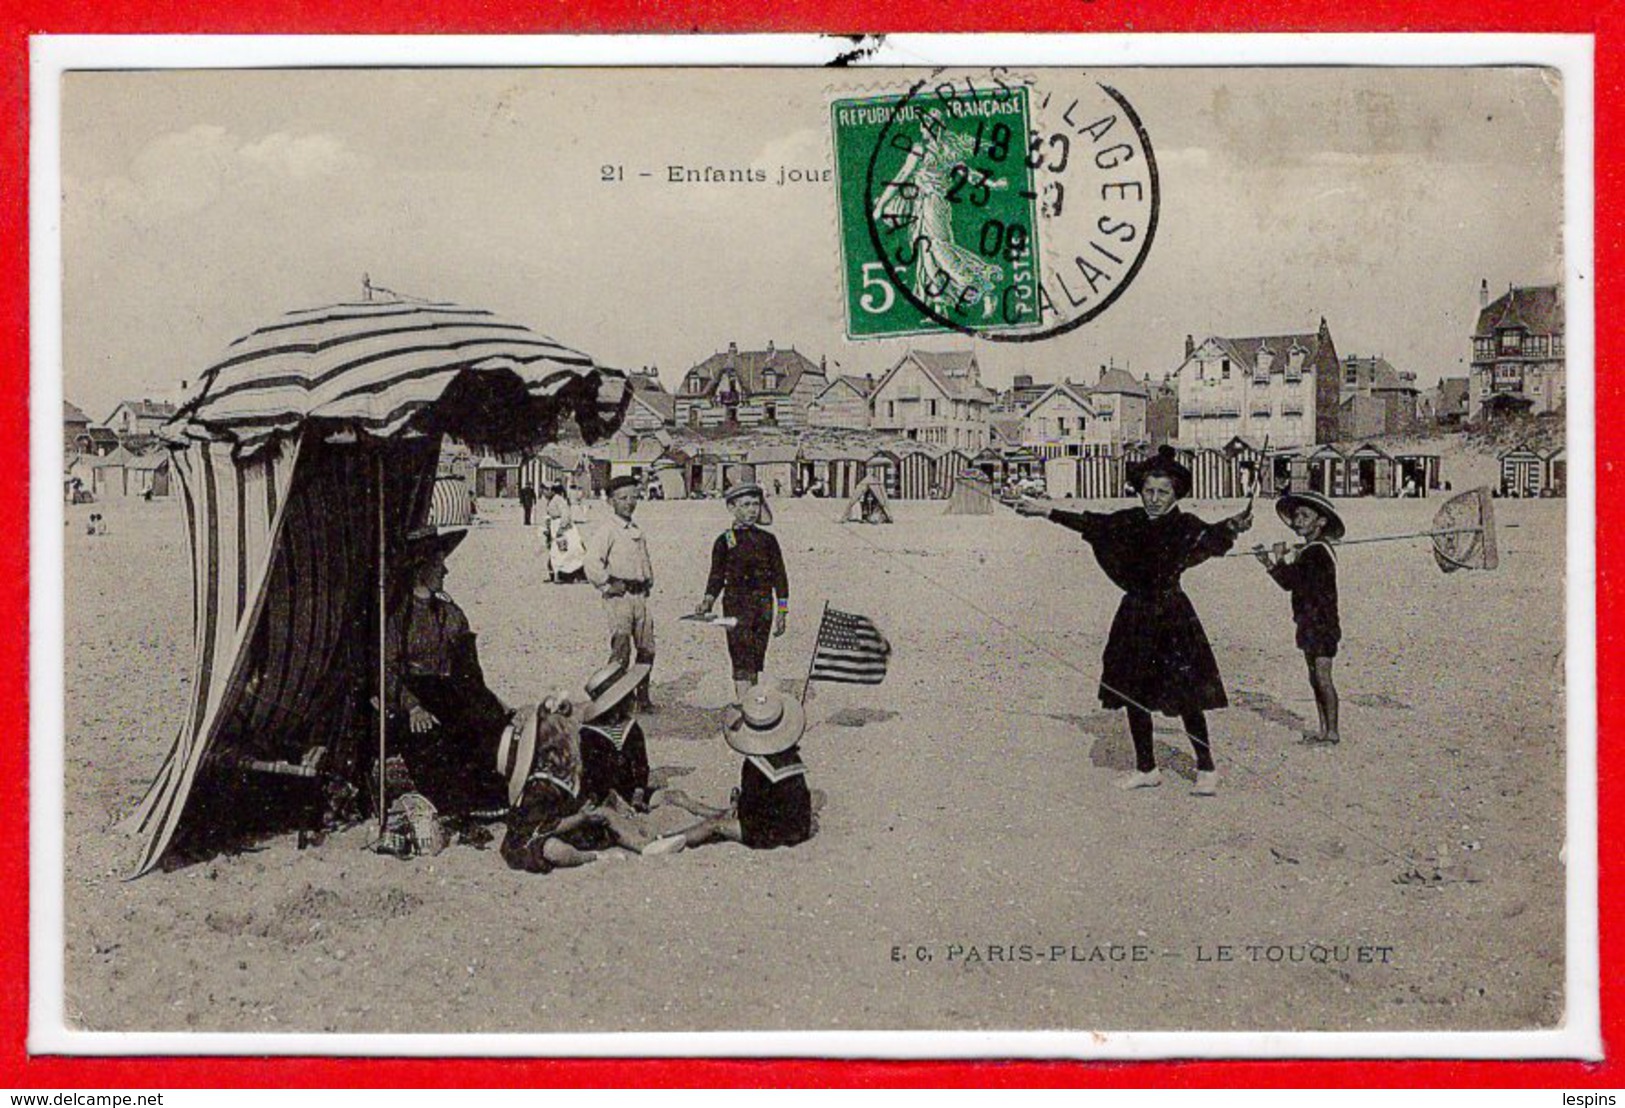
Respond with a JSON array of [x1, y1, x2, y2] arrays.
[[1252, 490, 1344, 745], [498, 699, 682, 873], [653, 684, 814, 852], [578, 660, 651, 805]]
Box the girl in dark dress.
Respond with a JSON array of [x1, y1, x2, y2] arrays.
[[1017, 446, 1253, 795], [1253, 490, 1344, 745], [695, 484, 789, 702]]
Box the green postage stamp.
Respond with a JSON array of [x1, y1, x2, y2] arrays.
[[832, 84, 1042, 339]]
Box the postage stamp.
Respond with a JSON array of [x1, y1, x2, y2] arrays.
[[833, 70, 1158, 342]]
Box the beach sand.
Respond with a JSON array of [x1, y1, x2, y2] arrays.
[[60, 488, 1566, 1034]]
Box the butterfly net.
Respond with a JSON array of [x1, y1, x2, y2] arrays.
[[1431, 487, 1499, 573]]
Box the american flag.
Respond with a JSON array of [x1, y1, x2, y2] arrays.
[[809, 607, 891, 685]]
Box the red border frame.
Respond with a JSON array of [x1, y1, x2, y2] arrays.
[[6, 4, 1616, 1089]]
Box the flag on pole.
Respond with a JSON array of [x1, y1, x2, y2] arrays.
[[809, 607, 891, 685]]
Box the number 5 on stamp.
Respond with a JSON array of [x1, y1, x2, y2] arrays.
[[831, 87, 1042, 339]]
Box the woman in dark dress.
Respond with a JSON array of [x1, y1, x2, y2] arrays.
[[1016, 446, 1253, 795]]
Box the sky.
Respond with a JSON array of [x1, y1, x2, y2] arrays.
[[59, 65, 1564, 421]]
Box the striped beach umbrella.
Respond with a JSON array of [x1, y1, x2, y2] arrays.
[[127, 296, 629, 877]]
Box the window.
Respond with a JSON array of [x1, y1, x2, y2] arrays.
[[1221, 359, 1231, 380], [763, 371, 778, 390], [927, 399, 938, 417], [1475, 338, 1494, 358], [764, 402, 778, 424], [1499, 331, 1521, 353], [1553, 333, 1565, 355], [1345, 367, 1360, 385], [887, 401, 896, 420]]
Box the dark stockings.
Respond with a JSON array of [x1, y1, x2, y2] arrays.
[[1126, 706, 1214, 774]]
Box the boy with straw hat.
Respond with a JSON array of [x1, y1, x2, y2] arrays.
[[1252, 489, 1345, 745]]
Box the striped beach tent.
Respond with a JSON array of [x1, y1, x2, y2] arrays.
[[934, 450, 972, 497], [865, 449, 900, 498], [1078, 453, 1126, 499], [127, 297, 628, 877]]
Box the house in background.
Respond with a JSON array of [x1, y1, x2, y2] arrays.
[[807, 374, 875, 430], [1172, 320, 1341, 449], [992, 373, 1050, 413], [1143, 374, 1179, 446], [1337, 355, 1421, 440], [1019, 366, 1148, 459], [868, 349, 995, 450], [64, 401, 90, 452], [1469, 281, 1564, 423], [623, 366, 676, 432], [675, 341, 827, 430], [1420, 377, 1470, 428], [104, 398, 178, 440]]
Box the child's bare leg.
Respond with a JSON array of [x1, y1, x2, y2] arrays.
[[677, 816, 744, 847], [1311, 656, 1340, 742], [595, 805, 657, 851], [648, 789, 728, 819], [541, 837, 598, 868]]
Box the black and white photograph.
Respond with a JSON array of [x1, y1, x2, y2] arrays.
[[32, 37, 1596, 1056]]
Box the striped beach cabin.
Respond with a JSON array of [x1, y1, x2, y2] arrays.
[[896, 446, 939, 499], [1499, 443, 1546, 497], [934, 449, 972, 496], [1545, 445, 1567, 496], [865, 449, 900, 499], [1306, 444, 1347, 497]]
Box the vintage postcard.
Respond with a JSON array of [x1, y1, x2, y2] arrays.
[[31, 36, 1596, 1058]]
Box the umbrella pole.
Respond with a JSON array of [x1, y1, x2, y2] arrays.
[[376, 451, 388, 840]]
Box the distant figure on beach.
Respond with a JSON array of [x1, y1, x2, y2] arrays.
[[1253, 490, 1343, 745], [519, 483, 536, 526], [695, 483, 789, 702], [585, 475, 655, 710], [1016, 445, 1253, 796]]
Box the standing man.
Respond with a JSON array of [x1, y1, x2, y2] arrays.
[[585, 475, 656, 709], [519, 482, 537, 527]]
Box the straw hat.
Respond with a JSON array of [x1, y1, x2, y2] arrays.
[[722, 685, 806, 757], [495, 705, 539, 807], [1275, 489, 1346, 541], [400, 526, 466, 569], [582, 661, 651, 723], [723, 482, 773, 525]]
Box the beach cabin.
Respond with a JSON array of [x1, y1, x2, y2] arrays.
[[1002, 447, 1043, 484], [90, 446, 135, 498], [1306, 445, 1347, 497], [1044, 456, 1080, 500], [821, 452, 866, 501], [972, 447, 1007, 489], [1391, 451, 1440, 497], [128, 451, 172, 498], [1223, 436, 1272, 496], [475, 456, 521, 499], [747, 445, 799, 498], [1183, 448, 1244, 500], [1347, 442, 1397, 498], [1079, 453, 1127, 499], [897, 446, 939, 499], [1544, 446, 1567, 497], [864, 449, 900, 499], [934, 449, 972, 496], [650, 459, 689, 500], [1498, 444, 1545, 498]]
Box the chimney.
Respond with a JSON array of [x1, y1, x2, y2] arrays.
[[767, 339, 775, 354], [728, 341, 738, 354], [1479, 278, 1489, 308], [1184, 334, 1195, 360]]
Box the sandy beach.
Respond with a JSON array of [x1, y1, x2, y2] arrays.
[[61, 485, 1565, 1034]]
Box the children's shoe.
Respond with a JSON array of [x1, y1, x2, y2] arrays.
[[1191, 770, 1219, 796], [1116, 768, 1163, 791]]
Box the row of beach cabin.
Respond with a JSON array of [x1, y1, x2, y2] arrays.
[[479, 436, 1453, 502]]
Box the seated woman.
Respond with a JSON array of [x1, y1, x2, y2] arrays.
[[384, 528, 513, 820]]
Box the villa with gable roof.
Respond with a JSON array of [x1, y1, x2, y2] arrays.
[[674, 340, 828, 430], [1171, 320, 1342, 449], [868, 349, 995, 450], [1469, 281, 1564, 422]]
